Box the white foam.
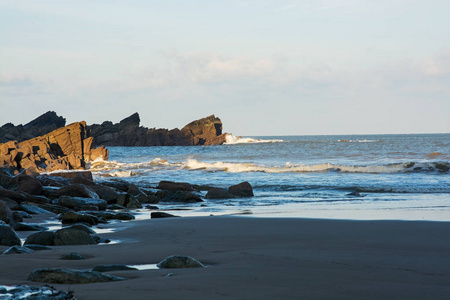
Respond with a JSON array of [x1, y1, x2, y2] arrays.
[[224, 134, 283, 144]]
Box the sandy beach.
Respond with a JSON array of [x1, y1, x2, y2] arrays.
[[1, 215, 450, 299]]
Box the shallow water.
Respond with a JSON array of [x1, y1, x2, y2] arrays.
[[88, 133, 450, 221]]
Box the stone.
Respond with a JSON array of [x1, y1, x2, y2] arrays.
[[116, 194, 143, 209], [24, 231, 56, 246], [85, 211, 135, 221], [135, 192, 159, 204], [13, 222, 48, 231], [151, 212, 179, 218], [2, 245, 34, 255], [0, 197, 20, 210], [156, 190, 203, 203], [49, 170, 94, 181], [0, 284, 73, 299], [10, 174, 43, 195], [22, 193, 51, 204], [28, 268, 126, 284], [90, 185, 119, 203], [157, 255, 205, 269], [57, 184, 99, 199], [20, 203, 55, 215], [70, 176, 96, 186], [58, 196, 107, 210], [127, 183, 141, 195], [36, 203, 71, 214], [63, 223, 96, 234], [61, 252, 85, 260], [0, 224, 21, 246], [0, 188, 26, 203], [228, 182, 254, 197], [54, 228, 96, 246], [107, 204, 125, 210], [60, 211, 98, 226], [23, 244, 53, 251], [205, 187, 234, 199], [92, 265, 137, 272], [0, 200, 16, 225], [157, 180, 193, 191]]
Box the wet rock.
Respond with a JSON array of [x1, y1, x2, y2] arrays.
[[15, 210, 32, 219], [74, 204, 99, 211], [2, 245, 34, 255], [60, 211, 98, 226], [157, 181, 193, 191], [151, 212, 179, 219], [54, 228, 96, 246], [135, 192, 160, 204], [86, 211, 135, 221], [0, 224, 21, 246], [92, 265, 137, 272], [70, 176, 96, 186], [127, 183, 141, 195], [22, 193, 51, 204], [24, 231, 56, 246], [90, 185, 119, 202], [41, 186, 61, 199], [107, 204, 125, 210], [58, 196, 107, 210], [0, 197, 20, 210], [145, 205, 159, 210], [28, 268, 126, 284], [23, 244, 53, 251], [156, 190, 203, 203], [0, 284, 74, 299], [49, 170, 94, 181], [0, 173, 12, 188], [57, 184, 99, 199], [61, 252, 85, 260], [116, 194, 142, 209], [63, 223, 96, 234], [157, 255, 205, 269], [10, 174, 43, 195], [205, 187, 234, 199], [20, 203, 55, 215], [91, 235, 110, 244], [228, 182, 254, 197], [0, 200, 16, 225], [435, 162, 449, 172], [0, 188, 26, 203], [36, 203, 71, 214], [13, 222, 48, 231]]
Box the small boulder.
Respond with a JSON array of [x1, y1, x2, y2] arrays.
[[54, 228, 96, 246], [156, 190, 203, 203], [57, 184, 99, 199], [13, 222, 48, 231], [90, 185, 119, 203], [28, 268, 126, 284], [157, 181, 193, 191], [228, 182, 254, 197], [23, 244, 53, 251], [157, 255, 205, 269], [58, 196, 107, 210], [0, 200, 16, 225], [151, 212, 179, 219], [61, 252, 85, 260], [116, 194, 142, 209], [0, 224, 21, 246], [60, 211, 98, 226], [205, 187, 234, 199], [24, 231, 56, 246], [13, 174, 43, 195], [0, 188, 26, 203], [2, 245, 34, 255]]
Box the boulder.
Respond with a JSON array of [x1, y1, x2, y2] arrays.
[[0, 173, 11, 188], [2, 245, 34, 255], [228, 182, 254, 197], [57, 184, 99, 199], [58, 196, 107, 210], [92, 265, 137, 272], [0, 188, 26, 203], [0, 200, 16, 225], [54, 228, 96, 246], [85, 211, 135, 221], [157, 181, 193, 191], [0, 224, 21, 246], [135, 192, 159, 204], [10, 174, 43, 195], [49, 170, 94, 181], [59, 211, 98, 226], [89, 185, 120, 203], [205, 187, 234, 199], [151, 212, 179, 219], [13, 222, 48, 231], [22, 193, 50, 204], [28, 268, 126, 284], [24, 231, 56, 246], [156, 190, 203, 203], [116, 194, 143, 209], [63, 223, 96, 234], [0, 284, 72, 299], [157, 255, 205, 269], [61, 252, 85, 260], [71, 176, 96, 186], [23, 244, 53, 251], [20, 203, 57, 215]]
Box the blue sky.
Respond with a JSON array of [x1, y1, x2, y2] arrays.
[[1, 0, 449, 135]]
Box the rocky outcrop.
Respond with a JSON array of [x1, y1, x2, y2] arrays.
[[0, 121, 108, 173], [0, 111, 66, 144], [89, 113, 228, 146]]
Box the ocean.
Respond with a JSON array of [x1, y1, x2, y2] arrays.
[[88, 133, 450, 221]]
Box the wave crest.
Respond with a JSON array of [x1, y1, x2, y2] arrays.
[[224, 134, 283, 145]]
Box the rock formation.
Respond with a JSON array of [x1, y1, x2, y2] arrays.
[[88, 113, 228, 146], [0, 111, 66, 144], [0, 121, 108, 173]]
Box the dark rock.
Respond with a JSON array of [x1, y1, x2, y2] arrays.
[[61, 252, 85, 260], [205, 187, 234, 199], [0, 197, 20, 210], [92, 265, 137, 272], [49, 170, 94, 181], [28, 268, 126, 284], [0, 200, 16, 225], [90, 185, 119, 203], [71, 176, 96, 186], [25, 231, 56, 246], [35, 203, 71, 214], [0, 224, 21, 246], [23, 244, 53, 251], [41, 186, 61, 199], [74, 204, 99, 211], [145, 205, 159, 210], [15, 210, 32, 218], [13, 222, 48, 231], [20, 203, 55, 215], [2, 245, 34, 255], [0, 173, 11, 188], [228, 182, 254, 197], [0, 188, 26, 203], [91, 235, 110, 244], [60, 211, 98, 226], [58, 196, 107, 210], [435, 162, 449, 172], [156, 190, 203, 203], [107, 204, 125, 210], [0, 284, 73, 299], [157, 180, 193, 191], [57, 184, 99, 199], [116, 194, 142, 209], [85, 211, 135, 221], [157, 255, 205, 269], [127, 183, 141, 195], [10, 174, 43, 195], [151, 212, 179, 218], [63, 223, 96, 234], [135, 192, 159, 204], [54, 228, 96, 245], [22, 193, 51, 204]]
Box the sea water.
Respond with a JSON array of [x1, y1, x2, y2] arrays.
[[88, 134, 450, 221]]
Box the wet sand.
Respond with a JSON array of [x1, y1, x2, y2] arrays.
[[1, 216, 450, 299]]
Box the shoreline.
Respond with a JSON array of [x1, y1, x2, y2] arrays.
[[2, 215, 450, 299]]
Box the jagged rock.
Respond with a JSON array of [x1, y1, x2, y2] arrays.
[[116, 194, 143, 209], [13, 222, 47, 231], [157, 180, 193, 191], [0, 200, 16, 225], [57, 184, 99, 199], [89, 113, 227, 146], [205, 187, 234, 199], [54, 228, 96, 246], [60, 211, 98, 226], [228, 182, 254, 197], [0, 284, 73, 299], [151, 212, 179, 218], [156, 190, 203, 203], [28, 268, 126, 284], [20, 203, 55, 215], [157, 255, 205, 269], [0, 121, 108, 173], [25, 231, 56, 246], [92, 265, 137, 272], [90, 185, 120, 203], [61, 252, 85, 260], [2, 245, 34, 255], [58, 196, 107, 210], [0, 224, 21, 246]]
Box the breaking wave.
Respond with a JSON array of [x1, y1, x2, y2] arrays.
[[224, 134, 283, 144]]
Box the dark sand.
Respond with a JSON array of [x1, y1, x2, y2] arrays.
[[1, 216, 450, 299]]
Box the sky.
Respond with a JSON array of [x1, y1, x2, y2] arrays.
[[1, 0, 449, 136]]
